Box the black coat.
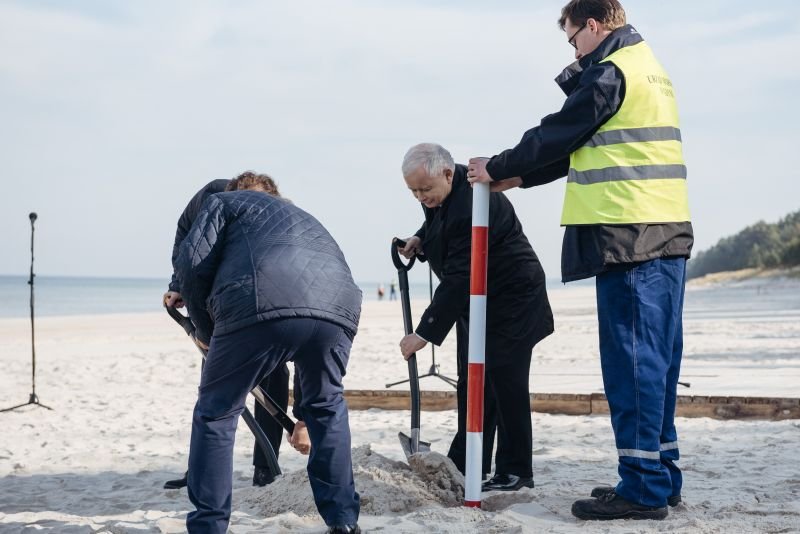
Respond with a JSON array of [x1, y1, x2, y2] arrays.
[[413, 165, 553, 368], [176, 190, 362, 343]]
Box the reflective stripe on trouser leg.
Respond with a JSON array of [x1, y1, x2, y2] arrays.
[[596, 258, 686, 508]]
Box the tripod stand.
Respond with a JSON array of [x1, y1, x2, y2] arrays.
[[386, 241, 457, 390], [1, 213, 52, 413]]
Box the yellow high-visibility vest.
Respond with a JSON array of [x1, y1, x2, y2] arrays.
[[561, 41, 691, 225]]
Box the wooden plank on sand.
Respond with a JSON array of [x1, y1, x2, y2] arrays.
[[289, 390, 800, 420]]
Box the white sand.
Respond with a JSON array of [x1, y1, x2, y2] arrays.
[[1, 285, 799, 532]]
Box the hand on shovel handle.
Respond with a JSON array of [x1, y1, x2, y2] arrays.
[[400, 333, 427, 360]]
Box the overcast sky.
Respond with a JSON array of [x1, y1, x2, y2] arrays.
[[1, 0, 798, 285]]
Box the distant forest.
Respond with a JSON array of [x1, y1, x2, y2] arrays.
[[687, 209, 800, 279]]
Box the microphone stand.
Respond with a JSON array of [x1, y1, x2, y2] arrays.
[[1, 212, 52, 412]]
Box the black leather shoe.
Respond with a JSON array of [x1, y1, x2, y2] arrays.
[[572, 490, 668, 521], [326, 525, 361, 534], [252, 466, 276, 487], [481, 474, 534, 492], [591, 486, 681, 507], [163, 471, 188, 490]]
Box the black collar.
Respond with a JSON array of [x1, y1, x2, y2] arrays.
[[442, 164, 468, 209], [554, 24, 644, 96]]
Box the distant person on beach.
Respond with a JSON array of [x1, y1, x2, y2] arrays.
[[389, 281, 397, 301], [163, 172, 308, 491], [396, 143, 554, 492], [377, 284, 385, 300], [175, 178, 362, 534], [465, 0, 693, 520]]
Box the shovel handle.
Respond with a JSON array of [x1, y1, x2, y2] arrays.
[[165, 304, 195, 337], [392, 238, 416, 271]]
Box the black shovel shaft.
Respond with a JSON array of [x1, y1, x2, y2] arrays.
[[250, 382, 296, 434], [240, 405, 281, 476], [399, 268, 421, 433], [392, 238, 421, 439], [165, 305, 296, 434]]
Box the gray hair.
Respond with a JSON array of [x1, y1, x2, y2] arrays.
[[401, 143, 455, 178]]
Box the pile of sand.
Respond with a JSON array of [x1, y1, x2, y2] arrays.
[[242, 445, 465, 517]]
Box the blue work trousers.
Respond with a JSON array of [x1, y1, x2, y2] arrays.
[[596, 257, 686, 508], [186, 318, 360, 533]]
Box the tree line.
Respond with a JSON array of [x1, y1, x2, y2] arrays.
[[687, 209, 800, 279]]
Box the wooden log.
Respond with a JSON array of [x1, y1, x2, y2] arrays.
[[531, 393, 593, 416], [285, 390, 800, 421]]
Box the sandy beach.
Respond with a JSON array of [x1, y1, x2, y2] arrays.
[[1, 283, 799, 532]]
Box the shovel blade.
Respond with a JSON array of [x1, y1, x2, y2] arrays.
[[398, 431, 432, 460]]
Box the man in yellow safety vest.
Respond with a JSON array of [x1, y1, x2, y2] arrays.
[[467, 0, 692, 521]]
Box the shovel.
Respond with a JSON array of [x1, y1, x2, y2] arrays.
[[392, 238, 432, 459]]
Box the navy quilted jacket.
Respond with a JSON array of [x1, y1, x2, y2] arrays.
[[175, 190, 362, 343]]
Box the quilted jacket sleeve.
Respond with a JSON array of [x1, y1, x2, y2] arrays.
[[175, 195, 228, 344], [168, 180, 229, 292]]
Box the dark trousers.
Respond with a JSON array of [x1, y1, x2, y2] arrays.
[[447, 318, 534, 478], [186, 318, 359, 533], [596, 257, 686, 508], [252, 363, 289, 468]]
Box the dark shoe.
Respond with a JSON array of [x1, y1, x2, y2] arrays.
[[481, 474, 534, 492], [572, 490, 668, 521], [591, 485, 681, 507], [252, 466, 276, 487], [163, 471, 188, 490], [326, 525, 361, 534]]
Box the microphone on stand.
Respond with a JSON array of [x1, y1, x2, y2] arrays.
[[1, 211, 52, 412]]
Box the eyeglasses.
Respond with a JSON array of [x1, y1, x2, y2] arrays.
[[567, 23, 587, 49]]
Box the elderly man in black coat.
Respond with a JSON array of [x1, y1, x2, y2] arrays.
[[398, 143, 554, 492], [176, 186, 362, 534]]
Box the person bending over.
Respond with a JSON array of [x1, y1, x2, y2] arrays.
[[176, 181, 362, 533], [162, 172, 309, 490], [397, 143, 553, 492]]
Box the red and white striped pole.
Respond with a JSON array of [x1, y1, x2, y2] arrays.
[[464, 182, 489, 508]]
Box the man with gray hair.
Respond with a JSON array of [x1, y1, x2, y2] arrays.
[[397, 143, 553, 492]]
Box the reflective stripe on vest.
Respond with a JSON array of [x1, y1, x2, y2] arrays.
[[582, 126, 682, 148], [561, 41, 691, 225]]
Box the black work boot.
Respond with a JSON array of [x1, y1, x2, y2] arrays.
[[482, 474, 535, 492], [252, 466, 276, 487], [326, 525, 361, 534], [572, 490, 668, 521], [163, 470, 188, 490], [591, 485, 682, 507]]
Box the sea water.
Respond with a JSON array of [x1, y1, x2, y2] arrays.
[[0, 275, 455, 317], [0, 274, 797, 321]]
